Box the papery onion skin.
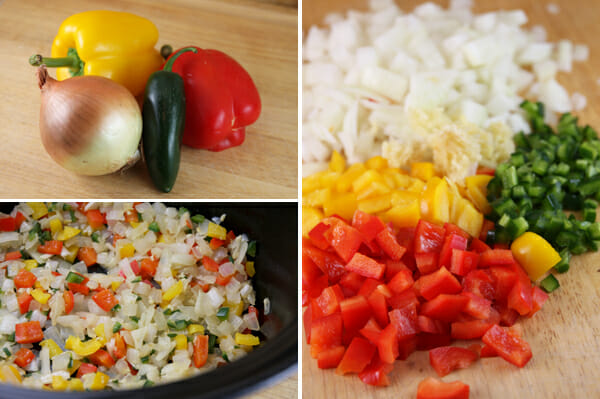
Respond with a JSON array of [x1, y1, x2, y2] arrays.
[[37, 65, 142, 176]]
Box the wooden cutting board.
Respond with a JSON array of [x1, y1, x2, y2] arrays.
[[0, 0, 297, 198], [302, 0, 600, 397]]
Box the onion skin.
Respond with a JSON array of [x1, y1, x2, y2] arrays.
[[37, 65, 142, 176]]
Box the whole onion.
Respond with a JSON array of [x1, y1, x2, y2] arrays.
[[36, 65, 142, 176]]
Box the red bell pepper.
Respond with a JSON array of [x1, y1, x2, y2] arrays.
[[165, 46, 261, 151], [77, 247, 97, 267], [92, 289, 119, 312], [375, 228, 406, 261], [317, 345, 345, 369], [482, 324, 532, 367], [303, 239, 346, 283], [438, 233, 468, 269], [329, 222, 364, 262], [0, 216, 16, 231], [89, 349, 115, 368], [367, 289, 389, 327], [14, 347, 35, 368], [358, 317, 381, 344], [140, 257, 159, 280], [420, 294, 469, 323], [63, 290, 74, 314], [340, 295, 372, 332], [314, 285, 344, 317], [449, 249, 479, 276], [450, 320, 494, 340], [359, 354, 394, 387], [308, 222, 332, 250], [460, 291, 492, 320], [5, 251, 22, 261], [86, 209, 106, 229], [415, 252, 440, 275], [352, 210, 385, 242], [346, 252, 385, 280], [14, 212, 26, 229], [310, 313, 343, 347], [37, 240, 63, 255], [193, 334, 209, 368], [417, 377, 470, 399], [336, 336, 376, 375], [14, 269, 37, 289], [15, 321, 44, 344], [377, 323, 398, 364], [414, 220, 445, 254], [17, 292, 32, 314], [388, 304, 418, 340], [429, 346, 478, 377], [417, 266, 462, 301], [76, 363, 97, 378]]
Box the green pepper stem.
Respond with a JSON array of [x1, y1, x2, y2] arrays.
[[29, 54, 79, 70], [163, 46, 199, 72]]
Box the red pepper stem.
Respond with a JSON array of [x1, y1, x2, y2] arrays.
[[163, 47, 198, 72]]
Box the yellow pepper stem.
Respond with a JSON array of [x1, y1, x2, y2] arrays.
[[29, 48, 83, 76]]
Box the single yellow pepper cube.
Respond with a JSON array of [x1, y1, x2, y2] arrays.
[[366, 156, 388, 170], [129, 221, 141, 228], [410, 162, 435, 181], [49, 218, 63, 236], [94, 324, 106, 340], [41, 339, 63, 358], [31, 289, 51, 305], [323, 192, 357, 221], [329, 150, 346, 173], [89, 372, 109, 390], [391, 190, 420, 207], [245, 261, 255, 277], [64, 246, 79, 263], [511, 232, 561, 281], [111, 281, 122, 292], [357, 194, 392, 214], [175, 334, 188, 350], [383, 200, 421, 228], [119, 243, 135, 258], [24, 259, 38, 271], [68, 378, 84, 391], [162, 280, 183, 302], [352, 170, 384, 193], [65, 336, 104, 357], [302, 173, 324, 195], [27, 202, 48, 220], [465, 174, 493, 214], [318, 171, 341, 189], [355, 181, 391, 201], [52, 375, 68, 391], [235, 333, 260, 346], [455, 200, 483, 238], [336, 163, 366, 192], [207, 222, 227, 240], [304, 187, 331, 207], [431, 178, 450, 225], [56, 226, 81, 241], [393, 173, 415, 189], [302, 206, 324, 237], [188, 324, 205, 335]]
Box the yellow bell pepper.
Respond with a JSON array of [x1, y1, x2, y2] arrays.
[[234, 333, 260, 346], [65, 336, 105, 357], [89, 372, 109, 390], [27, 202, 48, 220], [0, 365, 22, 384], [56, 226, 81, 241], [511, 232, 561, 281], [52, 375, 68, 391], [187, 324, 205, 335], [41, 339, 63, 358], [175, 334, 188, 350], [31, 288, 51, 305], [245, 261, 255, 277], [33, 10, 163, 96], [24, 259, 38, 271], [162, 280, 184, 302], [68, 378, 84, 391], [207, 222, 227, 240]]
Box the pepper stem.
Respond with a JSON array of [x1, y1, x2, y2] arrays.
[[163, 46, 199, 72], [28, 48, 84, 76]]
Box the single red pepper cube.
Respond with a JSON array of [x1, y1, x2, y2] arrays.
[[367, 289, 389, 328], [482, 324, 532, 367], [359, 354, 394, 387], [420, 294, 469, 323], [345, 252, 385, 280], [438, 234, 468, 269], [302, 239, 346, 283], [351, 210, 385, 243], [417, 266, 462, 301], [336, 336, 376, 375], [429, 346, 479, 377], [417, 377, 470, 399], [329, 222, 364, 263], [451, 320, 494, 340], [450, 249, 479, 276], [308, 222, 332, 250], [388, 304, 418, 340], [479, 249, 515, 267], [317, 345, 345, 369], [377, 323, 398, 364], [310, 312, 343, 347], [15, 321, 44, 344], [414, 220, 445, 254], [359, 317, 382, 344], [375, 228, 406, 261], [340, 295, 372, 332]]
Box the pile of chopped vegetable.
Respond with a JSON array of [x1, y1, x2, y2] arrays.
[[303, 209, 545, 395], [0, 202, 261, 390]]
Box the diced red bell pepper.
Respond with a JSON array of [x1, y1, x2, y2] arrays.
[[415, 252, 440, 275], [357, 278, 379, 298], [352, 210, 385, 243], [397, 335, 418, 360], [450, 320, 494, 339], [14, 212, 26, 229], [76, 362, 97, 378], [488, 266, 517, 304], [359, 317, 382, 344], [375, 228, 406, 261], [15, 321, 44, 344], [89, 349, 115, 368], [17, 292, 32, 314], [77, 247, 97, 267], [63, 290, 74, 314], [317, 345, 345, 369], [507, 279, 533, 316], [529, 286, 549, 316], [387, 289, 419, 310], [92, 289, 119, 312], [438, 234, 468, 269], [0, 217, 16, 232], [367, 289, 389, 327], [388, 304, 418, 340], [5, 251, 22, 261], [329, 222, 364, 263], [209, 237, 225, 250], [469, 237, 491, 253], [397, 227, 416, 258], [37, 240, 63, 255], [385, 260, 410, 280], [14, 269, 37, 289], [417, 333, 453, 351], [462, 270, 495, 302], [420, 294, 469, 323], [202, 256, 220, 272], [140, 257, 159, 280], [450, 249, 479, 276], [496, 304, 519, 326], [479, 249, 515, 267], [193, 334, 209, 368], [482, 324, 532, 367], [303, 239, 346, 283], [303, 305, 313, 344], [336, 336, 376, 375], [346, 252, 385, 280], [314, 285, 344, 317], [302, 253, 323, 289], [14, 347, 35, 368], [417, 315, 448, 335], [387, 267, 414, 295], [417, 267, 462, 301], [429, 346, 479, 377], [417, 377, 470, 399], [480, 344, 498, 358], [358, 354, 394, 387], [377, 323, 399, 364], [340, 295, 372, 332], [460, 291, 492, 320], [308, 222, 332, 250], [311, 312, 343, 347], [414, 220, 445, 254], [86, 210, 106, 229], [305, 275, 328, 304], [443, 223, 470, 240]]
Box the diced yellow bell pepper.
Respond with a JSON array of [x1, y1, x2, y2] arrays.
[[410, 162, 435, 181], [157, 233, 166, 243], [56, 226, 81, 241], [366, 156, 388, 170], [302, 206, 324, 237], [383, 200, 421, 228], [391, 190, 420, 207], [27, 202, 48, 220], [302, 172, 325, 195], [431, 178, 450, 224], [175, 334, 187, 350], [65, 336, 104, 357], [89, 372, 109, 390], [129, 221, 141, 228], [68, 378, 84, 391], [357, 194, 392, 214], [352, 170, 384, 193], [162, 280, 183, 302], [420, 176, 442, 221], [234, 332, 260, 346], [323, 192, 357, 221], [465, 174, 493, 214], [355, 181, 391, 201], [329, 150, 346, 173], [304, 187, 331, 207], [408, 179, 426, 193], [94, 324, 106, 340], [336, 163, 366, 192], [0, 365, 22, 384], [245, 261, 255, 277], [41, 339, 63, 358], [52, 375, 68, 391], [24, 259, 38, 271], [455, 199, 483, 238], [31, 288, 51, 305], [64, 246, 79, 263], [49, 218, 63, 236], [119, 243, 135, 258], [319, 171, 341, 188], [111, 281, 122, 292], [393, 173, 415, 189], [188, 324, 205, 335], [207, 222, 227, 240], [68, 359, 81, 376], [226, 301, 244, 317], [511, 232, 561, 281]]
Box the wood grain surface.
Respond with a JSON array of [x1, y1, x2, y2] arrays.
[[0, 0, 297, 198], [302, 0, 600, 398]]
